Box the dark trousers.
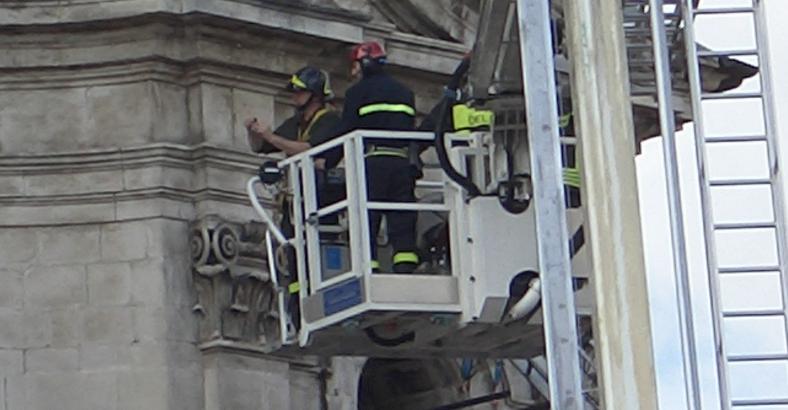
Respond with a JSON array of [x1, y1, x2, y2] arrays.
[[315, 169, 346, 226], [365, 155, 418, 272]]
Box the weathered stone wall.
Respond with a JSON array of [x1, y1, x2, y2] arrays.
[[0, 1, 466, 409], [0, 220, 202, 409]]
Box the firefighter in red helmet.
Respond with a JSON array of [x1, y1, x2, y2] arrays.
[[325, 41, 420, 273]]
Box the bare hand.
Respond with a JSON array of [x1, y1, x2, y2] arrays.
[[247, 119, 271, 139], [254, 122, 271, 136], [244, 117, 257, 131]]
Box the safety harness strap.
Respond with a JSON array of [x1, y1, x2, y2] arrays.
[[298, 107, 330, 142]]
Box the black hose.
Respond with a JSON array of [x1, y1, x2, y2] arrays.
[[431, 391, 511, 410], [364, 327, 415, 347], [434, 57, 482, 198]]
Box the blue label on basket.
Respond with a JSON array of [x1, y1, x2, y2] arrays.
[[323, 278, 362, 316], [325, 246, 343, 270]]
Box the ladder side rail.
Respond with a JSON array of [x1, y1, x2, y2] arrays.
[[265, 229, 293, 345], [516, 0, 583, 409], [283, 131, 447, 283], [649, 1, 703, 409], [278, 130, 436, 168], [446, 141, 472, 321], [352, 135, 373, 296], [339, 136, 365, 279], [754, 0, 788, 371], [288, 161, 310, 345], [300, 154, 323, 294], [679, 0, 733, 407]]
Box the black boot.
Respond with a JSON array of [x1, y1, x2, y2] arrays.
[[393, 262, 417, 274]]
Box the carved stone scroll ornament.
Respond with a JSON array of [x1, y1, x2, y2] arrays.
[[191, 216, 284, 351]]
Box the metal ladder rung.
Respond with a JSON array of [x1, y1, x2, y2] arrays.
[[315, 199, 349, 218], [701, 91, 763, 100], [629, 61, 657, 68], [631, 90, 658, 97], [719, 266, 781, 274], [714, 222, 776, 230], [722, 309, 786, 318], [732, 398, 788, 406], [625, 16, 681, 24], [625, 27, 680, 36], [693, 7, 754, 15], [710, 178, 772, 187], [727, 353, 788, 362], [705, 135, 767, 143], [698, 49, 759, 58]]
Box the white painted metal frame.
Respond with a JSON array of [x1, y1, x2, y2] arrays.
[[251, 130, 459, 347], [679, 1, 731, 407], [648, 1, 703, 409], [516, 0, 584, 409], [247, 179, 297, 344], [754, 6, 788, 401]]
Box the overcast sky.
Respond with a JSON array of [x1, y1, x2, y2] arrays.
[[637, 1, 788, 408]]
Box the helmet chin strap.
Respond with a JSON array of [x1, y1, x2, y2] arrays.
[[295, 93, 313, 113], [296, 93, 322, 123]]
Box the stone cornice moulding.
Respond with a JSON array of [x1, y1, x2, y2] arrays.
[[0, 58, 288, 94], [0, 4, 466, 74], [0, 187, 248, 206], [198, 339, 322, 371], [0, 143, 264, 172], [0, 143, 277, 224], [0, 188, 263, 226], [0, 0, 364, 43]]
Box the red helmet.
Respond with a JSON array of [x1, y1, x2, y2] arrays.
[[349, 41, 386, 62]]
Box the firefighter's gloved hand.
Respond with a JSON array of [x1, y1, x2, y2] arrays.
[[408, 142, 424, 179], [409, 164, 423, 180]]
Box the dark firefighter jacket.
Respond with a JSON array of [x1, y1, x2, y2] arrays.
[[252, 107, 341, 154], [323, 71, 416, 168]]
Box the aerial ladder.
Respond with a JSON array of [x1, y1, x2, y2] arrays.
[[678, 0, 788, 407]]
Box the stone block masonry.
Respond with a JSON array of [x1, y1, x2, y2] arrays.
[[0, 220, 203, 410], [0, 0, 468, 408]]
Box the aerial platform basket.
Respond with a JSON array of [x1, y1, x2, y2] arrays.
[[247, 130, 590, 358]]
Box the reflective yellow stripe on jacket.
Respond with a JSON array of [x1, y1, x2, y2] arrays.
[[559, 113, 572, 129], [358, 103, 416, 116], [393, 252, 419, 265], [366, 147, 408, 158], [563, 167, 581, 188]]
